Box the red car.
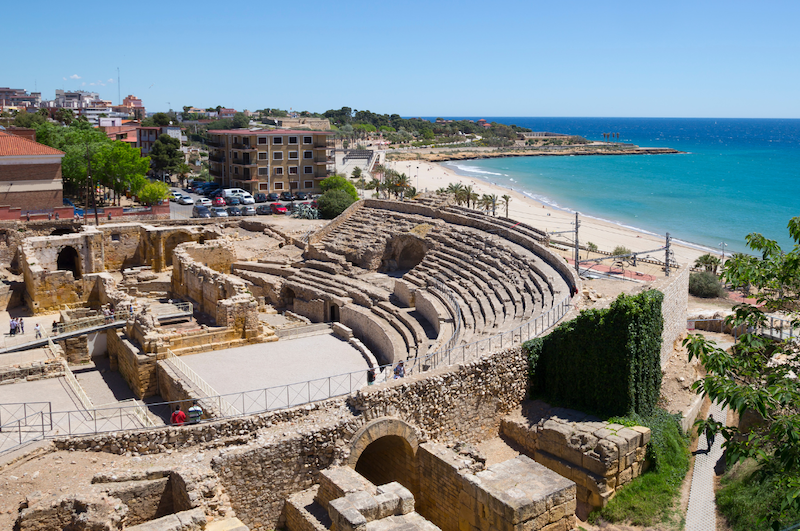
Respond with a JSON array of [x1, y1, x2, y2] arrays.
[[270, 203, 288, 215], [212, 196, 226, 207]]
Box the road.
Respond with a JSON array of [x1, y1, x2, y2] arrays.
[[168, 187, 313, 220]]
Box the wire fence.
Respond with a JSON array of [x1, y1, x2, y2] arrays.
[[0, 294, 571, 453], [688, 315, 798, 342]]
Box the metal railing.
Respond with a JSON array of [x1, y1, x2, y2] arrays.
[[688, 315, 798, 342], [0, 402, 52, 427], [58, 356, 95, 418], [0, 294, 571, 452], [161, 350, 241, 417]]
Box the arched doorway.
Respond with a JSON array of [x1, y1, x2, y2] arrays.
[[56, 246, 82, 279], [330, 304, 340, 322], [164, 232, 193, 267], [355, 435, 418, 497], [348, 418, 420, 502], [285, 288, 295, 309]]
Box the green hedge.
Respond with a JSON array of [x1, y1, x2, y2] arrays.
[[523, 290, 664, 417]]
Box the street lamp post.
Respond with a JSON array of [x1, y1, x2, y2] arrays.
[[416, 166, 419, 191], [719, 241, 727, 264]]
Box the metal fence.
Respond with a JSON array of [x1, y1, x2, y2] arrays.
[[0, 294, 571, 452], [688, 314, 798, 342]]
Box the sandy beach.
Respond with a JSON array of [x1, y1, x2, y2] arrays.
[[386, 159, 714, 275]]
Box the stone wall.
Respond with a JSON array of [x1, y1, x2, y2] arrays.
[[108, 328, 158, 399], [340, 304, 399, 365], [653, 265, 690, 366], [501, 410, 650, 508], [0, 358, 64, 383], [100, 223, 144, 271]]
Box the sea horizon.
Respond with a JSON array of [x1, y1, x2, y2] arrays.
[[418, 117, 800, 255]]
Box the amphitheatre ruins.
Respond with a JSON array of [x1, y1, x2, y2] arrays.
[[0, 194, 691, 531]]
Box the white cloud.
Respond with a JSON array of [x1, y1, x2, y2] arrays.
[[69, 74, 81, 80], [81, 82, 86, 86], [107, 79, 115, 83], [62, 77, 66, 81], [89, 83, 95, 86]]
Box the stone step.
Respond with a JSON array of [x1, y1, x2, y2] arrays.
[[276, 323, 332, 339], [285, 485, 331, 531], [206, 517, 250, 531]]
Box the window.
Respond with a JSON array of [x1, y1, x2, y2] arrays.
[[274, 181, 284, 190], [233, 152, 239, 160], [275, 167, 284, 175], [258, 137, 267, 145], [303, 150, 313, 159], [304, 166, 313, 174], [288, 151, 298, 160], [304, 180, 314, 189], [258, 167, 268, 175], [234, 166, 239, 175], [273, 136, 282, 145], [259, 183, 269, 190], [288, 136, 298, 144], [289, 167, 298, 175], [273, 152, 283, 160], [111, 233, 121, 241], [303, 136, 312, 144], [233, 137, 239, 144], [258, 152, 268, 160]]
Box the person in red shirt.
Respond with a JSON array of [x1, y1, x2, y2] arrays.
[[170, 406, 187, 426]]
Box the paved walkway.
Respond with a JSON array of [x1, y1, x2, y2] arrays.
[[686, 401, 728, 531]]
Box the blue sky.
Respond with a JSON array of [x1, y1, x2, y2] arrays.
[[5, 0, 799, 118]]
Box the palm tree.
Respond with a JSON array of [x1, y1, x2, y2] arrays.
[[468, 190, 479, 210], [478, 194, 492, 214], [694, 254, 721, 275], [500, 194, 511, 217], [487, 194, 498, 216]]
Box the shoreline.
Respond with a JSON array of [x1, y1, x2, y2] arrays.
[[385, 145, 684, 164], [385, 159, 719, 270]]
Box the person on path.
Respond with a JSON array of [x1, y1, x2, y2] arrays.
[[52, 321, 58, 336], [367, 368, 376, 385], [19, 318, 23, 334], [188, 401, 203, 424], [705, 414, 716, 453], [394, 361, 405, 379], [10, 318, 16, 336], [34, 323, 42, 339], [9, 319, 14, 336], [171, 406, 187, 426]]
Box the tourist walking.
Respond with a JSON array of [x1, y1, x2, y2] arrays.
[[10, 318, 17, 336], [367, 368, 376, 385], [19, 318, 24, 334], [705, 415, 716, 452], [52, 320, 59, 336], [170, 406, 187, 426], [394, 361, 405, 379], [188, 401, 203, 424], [34, 323, 42, 339]]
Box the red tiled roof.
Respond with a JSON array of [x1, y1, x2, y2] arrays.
[[0, 131, 65, 157], [207, 129, 333, 135]]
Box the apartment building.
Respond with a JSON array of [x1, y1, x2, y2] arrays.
[[206, 129, 334, 194], [136, 126, 183, 156], [0, 130, 65, 210]]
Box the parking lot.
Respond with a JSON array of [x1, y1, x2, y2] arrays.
[[169, 187, 315, 220]]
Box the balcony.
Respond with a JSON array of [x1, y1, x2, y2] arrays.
[[206, 140, 223, 147], [210, 168, 222, 177], [314, 157, 335, 164], [231, 159, 257, 167], [231, 143, 256, 151], [209, 155, 225, 163]]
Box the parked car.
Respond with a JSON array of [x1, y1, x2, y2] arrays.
[[266, 193, 280, 202], [254, 193, 267, 203], [225, 196, 241, 206], [212, 196, 226, 207], [197, 198, 212, 207], [240, 205, 257, 216], [237, 194, 255, 205], [177, 195, 194, 205], [226, 206, 242, 217], [192, 206, 211, 218], [210, 206, 229, 218], [169, 191, 182, 201], [293, 191, 309, 201], [279, 192, 293, 202], [256, 204, 272, 215], [270, 203, 288, 215]]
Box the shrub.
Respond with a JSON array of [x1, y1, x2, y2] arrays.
[[716, 460, 800, 531], [612, 245, 631, 256], [593, 409, 689, 526], [317, 189, 355, 219], [689, 271, 725, 298], [523, 290, 663, 417]]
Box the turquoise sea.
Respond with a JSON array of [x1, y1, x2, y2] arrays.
[[429, 118, 800, 254]]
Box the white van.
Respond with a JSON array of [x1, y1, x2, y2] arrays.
[[221, 188, 247, 199]]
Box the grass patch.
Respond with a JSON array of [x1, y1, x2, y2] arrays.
[[590, 408, 689, 527], [717, 459, 800, 531]]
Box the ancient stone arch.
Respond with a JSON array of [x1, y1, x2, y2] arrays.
[[56, 245, 82, 279], [348, 418, 421, 498]]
